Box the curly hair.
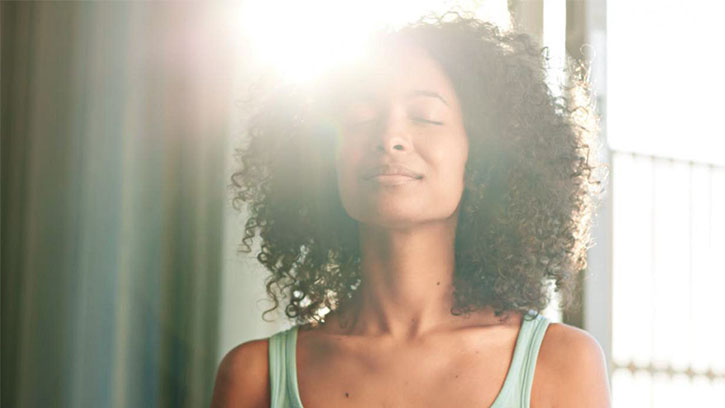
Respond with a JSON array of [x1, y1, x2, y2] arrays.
[[230, 12, 606, 325]]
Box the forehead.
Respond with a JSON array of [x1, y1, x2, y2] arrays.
[[347, 42, 459, 104]]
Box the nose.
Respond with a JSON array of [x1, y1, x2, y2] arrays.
[[375, 110, 412, 154]]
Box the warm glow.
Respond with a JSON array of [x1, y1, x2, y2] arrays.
[[240, 0, 511, 83]]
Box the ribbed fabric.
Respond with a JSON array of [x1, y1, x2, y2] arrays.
[[268, 311, 551, 408], [268, 324, 304, 408]]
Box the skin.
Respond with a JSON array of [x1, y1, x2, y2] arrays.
[[210, 44, 611, 408]]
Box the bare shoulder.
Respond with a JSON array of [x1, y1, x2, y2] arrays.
[[209, 338, 270, 408], [532, 321, 611, 408]]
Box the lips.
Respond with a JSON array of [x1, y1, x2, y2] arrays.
[[362, 164, 423, 180]]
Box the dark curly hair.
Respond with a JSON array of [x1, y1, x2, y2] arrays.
[[230, 12, 606, 325]]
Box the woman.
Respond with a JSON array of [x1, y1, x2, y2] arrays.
[[212, 13, 610, 408]]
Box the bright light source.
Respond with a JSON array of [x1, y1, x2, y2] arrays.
[[241, 0, 511, 83]]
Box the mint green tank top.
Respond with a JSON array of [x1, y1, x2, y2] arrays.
[[268, 311, 551, 408]]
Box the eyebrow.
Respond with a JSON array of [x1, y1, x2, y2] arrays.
[[406, 90, 449, 106]]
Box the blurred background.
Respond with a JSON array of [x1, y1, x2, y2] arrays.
[[2, 1, 724, 407]]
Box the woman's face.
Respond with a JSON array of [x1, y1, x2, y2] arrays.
[[334, 43, 469, 229]]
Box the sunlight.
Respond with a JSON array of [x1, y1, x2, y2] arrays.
[[240, 0, 511, 83]]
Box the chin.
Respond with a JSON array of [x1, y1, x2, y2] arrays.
[[355, 206, 458, 230], [360, 215, 422, 230]]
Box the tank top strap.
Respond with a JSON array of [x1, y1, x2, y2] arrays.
[[489, 311, 550, 407], [268, 326, 303, 408], [516, 311, 552, 407]]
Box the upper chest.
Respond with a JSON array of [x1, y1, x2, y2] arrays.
[[293, 326, 553, 408]]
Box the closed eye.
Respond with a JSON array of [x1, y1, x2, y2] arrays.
[[411, 117, 444, 126]]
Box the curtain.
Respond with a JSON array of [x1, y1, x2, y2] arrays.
[[2, 2, 234, 407]]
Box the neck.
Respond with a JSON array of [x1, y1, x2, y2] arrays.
[[341, 216, 461, 340]]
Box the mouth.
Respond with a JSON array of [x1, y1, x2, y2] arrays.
[[362, 164, 424, 181], [366, 174, 422, 186]]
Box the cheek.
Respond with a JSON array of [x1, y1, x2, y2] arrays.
[[335, 138, 361, 174], [428, 134, 469, 185]]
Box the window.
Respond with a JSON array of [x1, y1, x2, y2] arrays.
[[607, 0, 725, 405]]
